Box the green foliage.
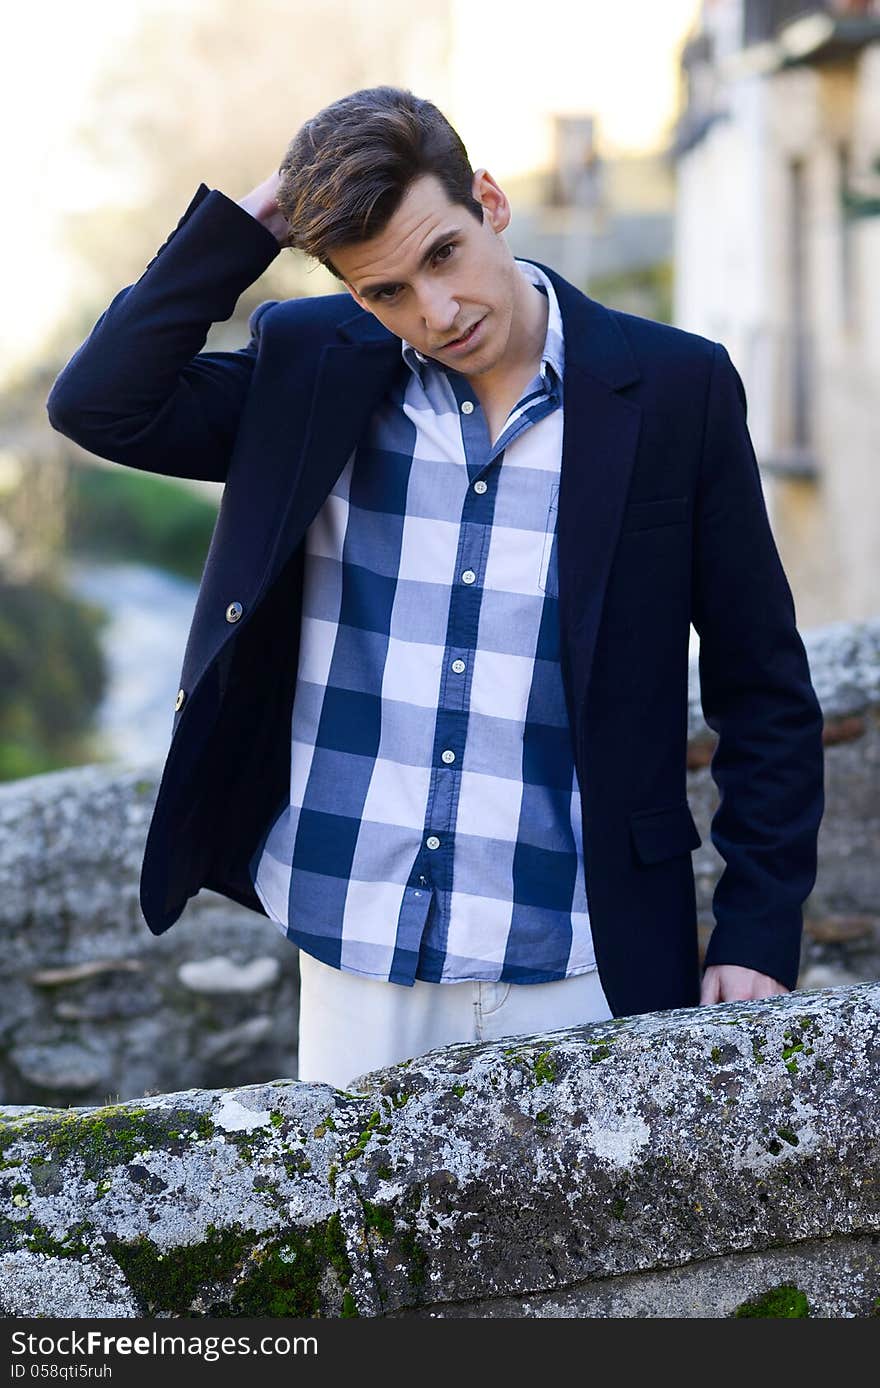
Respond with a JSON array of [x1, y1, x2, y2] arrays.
[[65, 462, 218, 581], [0, 569, 107, 782], [586, 260, 674, 325]]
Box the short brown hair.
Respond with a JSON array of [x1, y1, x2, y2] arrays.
[[276, 86, 484, 280]]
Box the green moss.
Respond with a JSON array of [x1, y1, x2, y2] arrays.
[[452, 1084, 467, 1098], [107, 1215, 356, 1318], [376, 1164, 393, 1180], [590, 1046, 611, 1063], [342, 1111, 381, 1164], [230, 1215, 355, 1318], [532, 1049, 556, 1085], [611, 1197, 627, 1220], [107, 1224, 255, 1315], [224, 1132, 259, 1163], [734, 1284, 810, 1318], [777, 1126, 800, 1146], [362, 1201, 395, 1240], [535, 1110, 551, 1125], [710, 1046, 722, 1063], [399, 1227, 428, 1290], [24, 1220, 92, 1259], [20, 1105, 207, 1180], [499, 1045, 556, 1085]]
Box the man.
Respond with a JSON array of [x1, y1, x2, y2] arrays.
[[46, 86, 824, 1088]]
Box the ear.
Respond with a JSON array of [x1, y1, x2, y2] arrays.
[[471, 167, 510, 234]]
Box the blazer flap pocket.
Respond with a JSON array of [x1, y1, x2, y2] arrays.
[[630, 801, 702, 865], [622, 495, 688, 533]]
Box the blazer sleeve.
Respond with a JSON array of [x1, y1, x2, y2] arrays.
[[45, 183, 282, 485], [692, 340, 825, 990]]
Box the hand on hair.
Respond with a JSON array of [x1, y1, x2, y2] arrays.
[[236, 169, 290, 246]]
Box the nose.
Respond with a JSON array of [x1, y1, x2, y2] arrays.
[[419, 284, 460, 341]]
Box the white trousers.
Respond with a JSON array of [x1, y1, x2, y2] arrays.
[[296, 949, 614, 1088]]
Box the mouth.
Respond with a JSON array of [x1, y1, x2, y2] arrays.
[[442, 316, 485, 352]]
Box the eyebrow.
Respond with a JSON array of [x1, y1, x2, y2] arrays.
[[357, 228, 464, 298]]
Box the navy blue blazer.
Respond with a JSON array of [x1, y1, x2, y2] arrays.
[[46, 182, 825, 1019]]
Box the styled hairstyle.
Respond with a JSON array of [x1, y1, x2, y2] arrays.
[[276, 86, 484, 280]]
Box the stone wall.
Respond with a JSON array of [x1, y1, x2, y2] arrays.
[[0, 764, 300, 1107], [1, 982, 878, 1318], [0, 616, 877, 1109]]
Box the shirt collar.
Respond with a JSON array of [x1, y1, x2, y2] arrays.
[[400, 257, 565, 390]]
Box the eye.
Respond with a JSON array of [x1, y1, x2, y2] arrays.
[[371, 242, 456, 303]]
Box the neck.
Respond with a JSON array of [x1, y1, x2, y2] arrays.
[[466, 262, 548, 395]]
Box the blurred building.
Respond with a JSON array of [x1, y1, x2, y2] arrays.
[[504, 113, 675, 321], [672, 0, 880, 626]]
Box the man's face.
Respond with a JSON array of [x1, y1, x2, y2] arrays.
[[333, 169, 522, 381]]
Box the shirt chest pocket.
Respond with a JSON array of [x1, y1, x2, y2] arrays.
[[537, 483, 560, 597]]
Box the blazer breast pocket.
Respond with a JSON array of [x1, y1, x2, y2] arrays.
[[537, 483, 560, 596], [621, 495, 689, 535]]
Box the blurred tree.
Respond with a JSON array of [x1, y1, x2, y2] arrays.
[[64, 459, 219, 581], [0, 566, 108, 782], [57, 0, 453, 335], [6, 0, 454, 779]]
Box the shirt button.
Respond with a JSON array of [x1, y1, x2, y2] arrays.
[[461, 400, 474, 414], [225, 600, 243, 623], [426, 836, 441, 850], [441, 749, 455, 764], [474, 480, 487, 494], [461, 569, 475, 584], [174, 687, 186, 712], [451, 659, 465, 673], [418, 875, 428, 885]]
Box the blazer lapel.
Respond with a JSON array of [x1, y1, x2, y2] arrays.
[[268, 327, 402, 587], [269, 272, 642, 734], [536, 263, 643, 726]]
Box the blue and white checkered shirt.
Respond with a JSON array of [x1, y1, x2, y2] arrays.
[[249, 258, 601, 987]]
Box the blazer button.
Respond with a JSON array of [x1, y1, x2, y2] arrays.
[[225, 600, 243, 623], [174, 687, 186, 712]]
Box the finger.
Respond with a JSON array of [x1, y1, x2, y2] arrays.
[[700, 972, 721, 1005]]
